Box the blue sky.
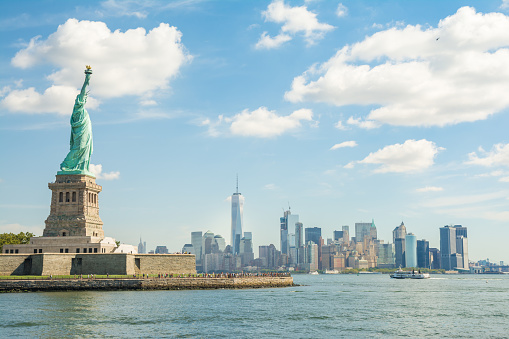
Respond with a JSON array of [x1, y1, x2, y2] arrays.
[[1, 0, 509, 262]]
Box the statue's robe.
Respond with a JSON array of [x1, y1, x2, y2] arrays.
[[60, 84, 93, 175]]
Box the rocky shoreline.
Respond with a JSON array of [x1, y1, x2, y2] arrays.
[[0, 276, 294, 292]]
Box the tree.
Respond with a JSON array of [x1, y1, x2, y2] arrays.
[[115, 240, 120, 247], [0, 232, 35, 253]]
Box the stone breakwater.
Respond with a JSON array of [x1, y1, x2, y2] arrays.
[[0, 276, 294, 292]]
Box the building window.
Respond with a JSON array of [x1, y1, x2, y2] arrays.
[[65, 248, 69, 253], [34, 249, 37, 253], [10, 249, 13, 253], [39, 249, 42, 253], [83, 248, 87, 253], [59, 192, 63, 202], [60, 249, 64, 253], [72, 192, 76, 202], [66, 192, 70, 202], [62, 232, 66, 237], [15, 249, 18, 253], [5, 250, 8, 253], [94, 248, 98, 253]]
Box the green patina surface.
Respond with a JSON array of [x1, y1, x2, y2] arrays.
[[59, 68, 94, 177]]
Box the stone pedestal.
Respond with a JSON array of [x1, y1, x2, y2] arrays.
[[43, 174, 104, 238]]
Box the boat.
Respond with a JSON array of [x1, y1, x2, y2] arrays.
[[390, 268, 430, 279], [324, 269, 339, 274], [309, 271, 319, 275]]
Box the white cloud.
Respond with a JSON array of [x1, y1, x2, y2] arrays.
[[344, 161, 355, 169], [354, 139, 444, 173], [285, 7, 509, 127], [229, 107, 314, 138], [347, 116, 380, 129], [466, 143, 509, 167], [416, 186, 444, 192], [434, 206, 509, 222], [100, 0, 147, 18], [501, 0, 509, 10], [255, 32, 292, 49], [5, 18, 190, 114], [2, 85, 99, 115], [422, 191, 508, 208], [334, 120, 347, 130], [336, 3, 347, 17], [477, 170, 505, 177], [89, 164, 120, 180], [330, 140, 357, 150], [256, 0, 334, 49], [0, 86, 11, 97], [139, 99, 157, 106], [475, 170, 509, 183], [263, 183, 277, 190]]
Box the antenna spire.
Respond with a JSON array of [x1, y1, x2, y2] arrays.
[[236, 174, 238, 194]]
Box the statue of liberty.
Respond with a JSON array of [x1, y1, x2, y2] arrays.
[[59, 66, 94, 177]]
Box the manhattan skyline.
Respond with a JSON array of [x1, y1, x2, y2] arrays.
[[1, 0, 509, 262]]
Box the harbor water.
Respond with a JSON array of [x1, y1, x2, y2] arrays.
[[1, 274, 508, 338]]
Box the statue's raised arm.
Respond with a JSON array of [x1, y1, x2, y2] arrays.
[[58, 66, 95, 177], [76, 65, 92, 105]]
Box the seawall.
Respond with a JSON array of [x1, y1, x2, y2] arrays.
[[0, 276, 294, 292]]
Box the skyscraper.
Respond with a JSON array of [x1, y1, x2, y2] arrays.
[[405, 233, 417, 268], [214, 235, 226, 252], [440, 225, 457, 270], [280, 209, 299, 255], [295, 222, 303, 248], [138, 237, 146, 254], [342, 225, 350, 243], [295, 222, 304, 265], [429, 248, 441, 269], [191, 231, 203, 267], [454, 225, 468, 238], [393, 222, 407, 243], [456, 236, 468, 269], [377, 243, 395, 268], [305, 227, 321, 245], [417, 239, 430, 268], [439, 225, 469, 270], [333, 230, 343, 241], [355, 220, 376, 243], [231, 178, 244, 255], [395, 237, 406, 268]]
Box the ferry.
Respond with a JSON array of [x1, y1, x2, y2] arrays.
[[309, 271, 319, 275], [390, 268, 430, 279], [324, 269, 339, 274]]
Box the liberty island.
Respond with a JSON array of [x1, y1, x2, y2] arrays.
[[0, 67, 196, 277], [0, 67, 292, 290]]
